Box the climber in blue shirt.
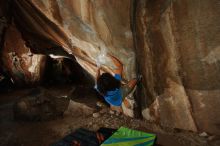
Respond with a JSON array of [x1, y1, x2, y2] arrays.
[[95, 53, 138, 114]]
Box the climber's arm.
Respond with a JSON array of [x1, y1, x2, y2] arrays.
[[108, 54, 123, 76], [96, 67, 101, 81]]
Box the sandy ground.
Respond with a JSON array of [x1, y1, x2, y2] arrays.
[[0, 87, 219, 146]]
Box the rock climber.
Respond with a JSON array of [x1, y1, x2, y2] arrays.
[[95, 53, 140, 114]]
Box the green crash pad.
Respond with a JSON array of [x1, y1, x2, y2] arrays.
[[101, 127, 156, 146]]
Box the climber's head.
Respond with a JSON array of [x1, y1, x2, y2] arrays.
[[97, 73, 121, 95]]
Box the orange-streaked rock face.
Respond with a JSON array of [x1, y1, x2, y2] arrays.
[[1, 24, 46, 85], [12, 0, 136, 79]]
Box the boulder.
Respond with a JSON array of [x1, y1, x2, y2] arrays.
[[13, 88, 70, 121]]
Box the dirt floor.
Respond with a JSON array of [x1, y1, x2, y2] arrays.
[[0, 86, 219, 146]]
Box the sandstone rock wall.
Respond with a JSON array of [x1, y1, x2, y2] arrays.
[[12, 0, 136, 79], [134, 0, 220, 134], [1, 24, 46, 85]]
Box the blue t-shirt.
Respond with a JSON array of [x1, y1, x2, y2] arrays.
[[95, 74, 122, 106]]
